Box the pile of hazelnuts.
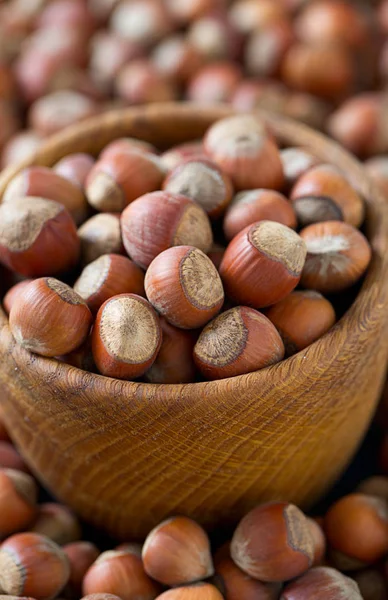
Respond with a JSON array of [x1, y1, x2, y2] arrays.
[[1, 0, 388, 170], [1, 410, 388, 600], [0, 114, 372, 383]]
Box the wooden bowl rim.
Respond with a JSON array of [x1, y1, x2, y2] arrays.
[[0, 102, 387, 393]]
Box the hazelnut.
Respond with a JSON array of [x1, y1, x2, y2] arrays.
[[353, 569, 387, 600], [281, 43, 355, 100], [166, 0, 223, 24], [219, 221, 307, 308], [82, 596, 122, 600], [121, 191, 213, 270], [152, 35, 202, 84], [54, 153, 95, 191], [231, 80, 288, 114], [327, 94, 388, 157], [215, 553, 281, 600], [188, 14, 243, 63], [0, 197, 80, 277], [29, 503, 81, 546], [90, 31, 143, 87], [154, 583, 223, 600], [280, 147, 320, 190], [265, 291, 336, 356], [92, 294, 162, 380], [3, 279, 34, 315], [160, 141, 205, 172], [295, 1, 369, 49], [64, 542, 100, 597], [86, 148, 165, 213], [290, 164, 365, 228], [281, 566, 362, 599], [3, 166, 89, 225], [163, 158, 233, 219], [0, 532, 70, 600], [83, 547, 161, 600], [0, 469, 37, 537], [1, 131, 42, 169], [115, 59, 177, 105], [99, 138, 157, 162], [28, 90, 99, 137], [74, 254, 145, 314], [193, 306, 285, 380], [36, 0, 95, 33], [9, 278, 93, 357], [187, 62, 242, 105], [145, 317, 197, 384], [78, 213, 124, 266], [142, 516, 214, 586], [231, 501, 314, 582], [325, 494, 388, 564], [0, 441, 29, 473], [299, 221, 372, 293], [245, 20, 295, 78], [204, 115, 284, 191], [357, 476, 388, 502], [110, 0, 172, 47], [230, 0, 287, 34], [223, 189, 297, 242], [145, 246, 224, 329]]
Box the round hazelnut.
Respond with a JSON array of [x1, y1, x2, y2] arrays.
[[166, 0, 223, 24], [9, 278, 93, 357], [115, 59, 177, 105], [230, 0, 287, 34], [193, 306, 285, 380], [0, 197, 80, 277], [152, 35, 202, 84], [163, 158, 233, 219], [54, 153, 95, 190], [0, 468, 37, 537], [3, 166, 88, 225], [83, 547, 161, 600], [0, 532, 70, 600], [92, 294, 162, 380], [224, 189, 297, 241], [204, 115, 284, 191], [145, 246, 224, 329], [86, 148, 165, 213], [99, 138, 157, 161], [219, 221, 307, 308], [89, 31, 143, 87], [307, 518, 326, 567], [29, 503, 81, 546], [154, 583, 224, 600], [280, 147, 320, 190], [265, 290, 336, 355], [231, 501, 314, 582], [290, 164, 365, 228], [78, 213, 124, 266], [1, 130, 42, 169], [64, 542, 100, 597], [110, 0, 172, 47], [145, 317, 197, 384], [160, 141, 205, 172], [74, 254, 145, 314], [121, 191, 213, 270], [188, 14, 243, 62], [299, 221, 372, 293], [244, 20, 295, 78], [324, 494, 388, 564], [215, 552, 281, 600], [187, 62, 242, 105], [281, 566, 362, 599], [281, 43, 355, 100], [142, 516, 214, 586]]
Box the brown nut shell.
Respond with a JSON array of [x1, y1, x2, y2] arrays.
[[193, 306, 284, 380], [145, 246, 224, 329], [215, 554, 281, 600], [0, 469, 37, 538], [78, 213, 124, 266], [231, 501, 314, 582], [54, 153, 95, 190], [219, 221, 306, 308], [29, 503, 81, 546], [121, 191, 213, 269], [281, 566, 362, 599], [64, 542, 100, 597], [154, 583, 223, 600], [0, 197, 80, 277], [92, 294, 162, 380], [299, 221, 371, 293], [9, 278, 93, 357]]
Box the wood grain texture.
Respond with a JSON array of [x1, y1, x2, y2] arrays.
[[0, 103, 387, 539]]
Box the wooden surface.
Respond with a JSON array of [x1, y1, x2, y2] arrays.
[[0, 103, 387, 539]]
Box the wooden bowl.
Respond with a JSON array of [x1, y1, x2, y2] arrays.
[[0, 103, 387, 540]]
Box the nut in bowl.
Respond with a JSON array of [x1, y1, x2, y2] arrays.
[[0, 103, 386, 539]]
